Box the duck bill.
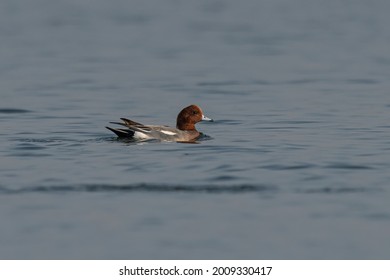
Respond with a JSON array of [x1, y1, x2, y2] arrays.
[[202, 115, 214, 122]]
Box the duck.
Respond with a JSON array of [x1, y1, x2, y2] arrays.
[[106, 104, 213, 142]]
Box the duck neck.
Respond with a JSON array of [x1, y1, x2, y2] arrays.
[[176, 119, 196, 131]]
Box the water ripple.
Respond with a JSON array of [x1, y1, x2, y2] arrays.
[[261, 163, 316, 170], [0, 184, 277, 195], [298, 186, 382, 194], [14, 143, 47, 150], [0, 108, 32, 114], [325, 163, 374, 170]]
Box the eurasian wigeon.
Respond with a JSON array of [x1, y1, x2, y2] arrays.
[[106, 104, 213, 142]]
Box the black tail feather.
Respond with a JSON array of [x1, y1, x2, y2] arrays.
[[106, 126, 135, 138], [120, 118, 144, 126]]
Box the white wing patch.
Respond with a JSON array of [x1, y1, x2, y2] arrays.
[[133, 131, 151, 140], [161, 130, 177, 136]]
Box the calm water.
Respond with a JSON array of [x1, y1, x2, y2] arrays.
[[1, 0, 390, 259]]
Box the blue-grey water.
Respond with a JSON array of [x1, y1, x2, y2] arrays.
[[1, 0, 390, 259]]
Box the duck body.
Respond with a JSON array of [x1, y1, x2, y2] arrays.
[[106, 105, 213, 142]]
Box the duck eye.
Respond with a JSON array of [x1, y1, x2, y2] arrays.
[[192, 110, 197, 115]]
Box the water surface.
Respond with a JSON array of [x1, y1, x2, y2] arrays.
[[1, 0, 390, 259]]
